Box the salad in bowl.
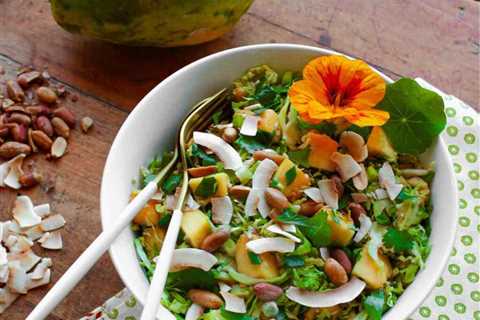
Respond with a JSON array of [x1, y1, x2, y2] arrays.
[[129, 55, 447, 320]]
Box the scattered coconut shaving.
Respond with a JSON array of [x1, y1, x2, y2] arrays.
[[240, 115, 260, 137], [170, 248, 218, 272], [0, 154, 26, 189], [0, 195, 66, 313], [185, 303, 204, 320], [211, 196, 233, 225], [266, 224, 301, 243], [378, 162, 403, 200], [220, 291, 247, 314], [246, 237, 296, 254]]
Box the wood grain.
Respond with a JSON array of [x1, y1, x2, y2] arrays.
[[0, 0, 477, 111], [0, 56, 127, 320]]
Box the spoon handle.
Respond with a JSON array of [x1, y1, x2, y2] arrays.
[[140, 209, 183, 320], [26, 181, 159, 320]]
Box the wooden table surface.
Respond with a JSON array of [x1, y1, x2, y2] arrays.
[[0, 1, 478, 319]]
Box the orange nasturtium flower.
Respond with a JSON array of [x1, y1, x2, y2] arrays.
[[288, 55, 389, 127]]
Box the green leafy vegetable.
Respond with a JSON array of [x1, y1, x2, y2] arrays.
[[363, 290, 385, 320], [383, 228, 414, 252], [221, 308, 255, 320], [283, 255, 305, 268], [248, 251, 262, 265], [212, 110, 223, 124], [161, 173, 182, 194], [276, 208, 310, 226], [301, 211, 332, 247], [235, 135, 268, 153], [194, 177, 217, 197], [287, 148, 310, 168], [134, 238, 154, 276], [191, 143, 216, 166], [167, 268, 216, 290], [292, 266, 329, 291], [285, 166, 297, 185], [377, 78, 446, 155], [161, 291, 191, 314]]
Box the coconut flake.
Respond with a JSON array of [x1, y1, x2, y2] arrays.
[[320, 247, 330, 261], [40, 214, 65, 231], [211, 196, 233, 225], [0, 288, 19, 313], [38, 231, 63, 250], [266, 225, 301, 243], [286, 277, 366, 308], [400, 168, 430, 177], [185, 303, 204, 320], [378, 162, 403, 200], [0, 154, 26, 189], [23, 225, 44, 242], [219, 282, 232, 292], [281, 224, 296, 233], [186, 193, 200, 210], [9, 235, 33, 254], [304, 187, 324, 203], [372, 188, 389, 200], [235, 158, 254, 184], [26, 268, 51, 290], [240, 115, 259, 136], [353, 214, 372, 243], [0, 265, 9, 284], [33, 204, 50, 218], [30, 258, 52, 280], [13, 196, 41, 228], [353, 164, 368, 191], [317, 179, 339, 210], [245, 159, 278, 217], [220, 291, 247, 314], [193, 132, 242, 170], [339, 131, 368, 162], [246, 237, 296, 254], [51, 137, 68, 158], [170, 248, 217, 272], [8, 250, 41, 271], [330, 152, 362, 182], [7, 261, 28, 294]]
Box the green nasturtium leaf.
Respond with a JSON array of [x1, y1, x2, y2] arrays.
[[383, 227, 414, 252], [195, 176, 217, 197], [248, 251, 262, 265], [285, 166, 297, 185], [377, 78, 446, 155]]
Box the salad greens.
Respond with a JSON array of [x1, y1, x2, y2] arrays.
[[130, 61, 445, 320]]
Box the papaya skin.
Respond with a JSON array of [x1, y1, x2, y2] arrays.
[[50, 0, 254, 47]]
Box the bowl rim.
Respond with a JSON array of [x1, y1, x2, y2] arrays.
[[100, 43, 457, 319]]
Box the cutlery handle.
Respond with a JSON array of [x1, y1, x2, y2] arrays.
[[140, 209, 183, 320], [26, 181, 159, 320]]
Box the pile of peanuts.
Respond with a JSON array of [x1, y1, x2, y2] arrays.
[[0, 65, 93, 187]]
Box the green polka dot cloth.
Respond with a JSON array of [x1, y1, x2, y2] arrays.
[[80, 79, 479, 320]]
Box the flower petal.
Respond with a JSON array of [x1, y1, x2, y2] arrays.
[[345, 109, 390, 127]]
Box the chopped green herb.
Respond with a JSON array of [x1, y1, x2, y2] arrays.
[[161, 173, 182, 194], [212, 110, 223, 124], [235, 135, 267, 153], [285, 166, 297, 185], [383, 228, 414, 252], [363, 289, 385, 320], [157, 214, 172, 226], [377, 78, 446, 155], [194, 176, 218, 198], [191, 143, 217, 166], [167, 268, 216, 291], [134, 238, 155, 276], [248, 251, 262, 265], [301, 210, 332, 247], [276, 208, 310, 227], [283, 255, 305, 268]]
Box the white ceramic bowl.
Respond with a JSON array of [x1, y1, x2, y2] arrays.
[[101, 44, 457, 319]]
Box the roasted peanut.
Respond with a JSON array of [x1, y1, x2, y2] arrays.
[[324, 258, 348, 286], [200, 230, 230, 252], [265, 187, 289, 210], [26, 105, 50, 116], [6, 80, 24, 102], [53, 107, 75, 127], [331, 175, 344, 197], [19, 172, 42, 188], [10, 123, 27, 142], [253, 283, 283, 301], [222, 127, 238, 143], [187, 289, 223, 309], [348, 203, 366, 225], [8, 112, 31, 126], [253, 150, 284, 165], [229, 185, 251, 200], [51, 117, 70, 138], [17, 71, 41, 88], [31, 130, 53, 151], [80, 116, 93, 133], [0, 141, 31, 158], [36, 116, 54, 137], [329, 248, 352, 274], [36, 86, 57, 104], [299, 200, 323, 217], [187, 165, 217, 178]]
